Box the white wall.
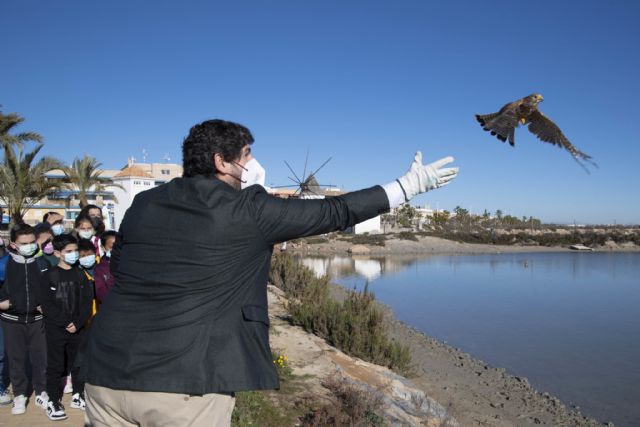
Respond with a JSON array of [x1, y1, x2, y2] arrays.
[[111, 177, 155, 230], [354, 215, 381, 234]]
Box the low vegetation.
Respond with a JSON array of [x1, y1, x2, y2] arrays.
[[338, 233, 386, 246], [420, 229, 640, 247], [301, 376, 386, 427], [394, 231, 419, 242], [233, 255, 409, 426], [269, 253, 412, 376]]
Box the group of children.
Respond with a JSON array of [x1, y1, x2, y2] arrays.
[[0, 205, 116, 421]]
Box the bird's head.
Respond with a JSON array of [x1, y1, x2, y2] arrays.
[[526, 93, 544, 104]]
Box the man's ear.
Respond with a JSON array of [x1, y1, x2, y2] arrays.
[[214, 153, 229, 174], [53, 250, 62, 259], [9, 242, 17, 250]]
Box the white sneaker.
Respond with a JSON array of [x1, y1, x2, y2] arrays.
[[35, 391, 49, 409], [70, 392, 85, 410], [63, 375, 72, 394], [11, 394, 26, 415], [0, 389, 12, 406], [46, 400, 68, 421]]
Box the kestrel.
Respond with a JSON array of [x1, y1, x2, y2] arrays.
[[475, 94, 596, 170]]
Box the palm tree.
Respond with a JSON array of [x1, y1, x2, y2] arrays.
[[0, 108, 45, 222], [0, 142, 64, 225], [63, 154, 123, 208], [0, 108, 43, 147]]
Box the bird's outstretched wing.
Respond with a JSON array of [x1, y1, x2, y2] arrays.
[[527, 110, 597, 170], [475, 101, 520, 146]]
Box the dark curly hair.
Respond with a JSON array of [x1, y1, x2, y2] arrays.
[[182, 119, 254, 178], [53, 233, 78, 252]]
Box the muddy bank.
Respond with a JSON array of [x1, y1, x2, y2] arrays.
[[288, 234, 639, 256]]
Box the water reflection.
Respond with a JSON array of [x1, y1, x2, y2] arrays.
[[297, 254, 427, 281]]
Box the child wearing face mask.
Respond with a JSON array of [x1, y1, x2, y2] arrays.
[[74, 215, 95, 241], [78, 239, 97, 276], [93, 231, 116, 305], [0, 224, 49, 415], [78, 239, 98, 316], [74, 214, 102, 257], [34, 223, 58, 267], [40, 234, 93, 420]]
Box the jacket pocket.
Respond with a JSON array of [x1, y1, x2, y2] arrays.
[[241, 304, 269, 326]]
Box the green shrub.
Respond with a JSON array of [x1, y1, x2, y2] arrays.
[[348, 234, 386, 246], [394, 231, 419, 242], [270, 254, 412, 376], [304, 237, 330, 245], [421, 230, 640, 247]]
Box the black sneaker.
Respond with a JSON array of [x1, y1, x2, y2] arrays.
[[46, 400, 68, 421]]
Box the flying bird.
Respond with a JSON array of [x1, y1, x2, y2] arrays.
[[475, 94, 596, 171]]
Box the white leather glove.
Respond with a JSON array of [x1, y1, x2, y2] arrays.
[[383, 152, 458, 207]]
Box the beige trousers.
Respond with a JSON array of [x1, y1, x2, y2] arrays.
[[84, 383, 236, 427]]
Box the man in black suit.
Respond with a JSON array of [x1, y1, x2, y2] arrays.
[[80, 119, 458, 426]]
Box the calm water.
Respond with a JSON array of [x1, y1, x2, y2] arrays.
[[296, 252, 640, 427]]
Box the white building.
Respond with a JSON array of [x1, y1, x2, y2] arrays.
[[354, 216, 382, 234], [110, 164, 156, 230]]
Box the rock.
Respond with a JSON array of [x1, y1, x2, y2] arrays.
[[348, 244, 371, 254]]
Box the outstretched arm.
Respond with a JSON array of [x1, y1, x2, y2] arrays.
[[253, 151, 458, 244]]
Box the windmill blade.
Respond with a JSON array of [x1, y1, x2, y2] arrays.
[[270, 184, 302, 189], [308, 157, 332, 180], [288, 176, 300, 185], [284, 160, 302, 184], [302, 149, 310, 183]]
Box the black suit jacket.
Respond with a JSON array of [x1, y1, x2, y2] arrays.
[[79, 176, 389, 394]]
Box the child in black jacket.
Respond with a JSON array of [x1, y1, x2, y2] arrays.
[[0, 224, 49, 415], [40, 234, 93, 421]]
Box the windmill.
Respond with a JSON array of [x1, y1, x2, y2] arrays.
[[271, 151, 335, 199]]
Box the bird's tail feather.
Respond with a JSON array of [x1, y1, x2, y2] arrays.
[[475, 113, 499, 127], [567, 147, 598, 174], [475, 113, 510, 144]]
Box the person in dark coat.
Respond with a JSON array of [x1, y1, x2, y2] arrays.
[[0, 224, 49, 415], [79, 119, 459, 426]]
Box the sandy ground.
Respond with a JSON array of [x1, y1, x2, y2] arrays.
[[0, 392, 84, 427]]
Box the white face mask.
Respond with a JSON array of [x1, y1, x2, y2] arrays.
[[79, 230, 94, 240], [17, 243, 38, 257], [51, 224, 65, 236], [240, 158, 266, 189], [64, 251, 79, 265], [79, 255, 96, 269]]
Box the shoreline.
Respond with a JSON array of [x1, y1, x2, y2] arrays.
[[325, 280, 606, 427], [282, 237, 624, 426], [288, 234, 640, 256]]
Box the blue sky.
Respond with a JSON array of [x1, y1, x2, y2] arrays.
[[2, 1, 639, 224]]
